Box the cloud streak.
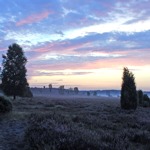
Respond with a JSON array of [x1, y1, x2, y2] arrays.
[[16, 10, 54, 26]]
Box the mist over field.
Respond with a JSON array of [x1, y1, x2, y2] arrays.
[[30, 87, 150, 98]]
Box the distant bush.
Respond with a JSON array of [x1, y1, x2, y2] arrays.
[[74, 87, 79, 94], [143, 94, 150, 102], [87, 91, 90, 96], [137, 90, 143, 105], [143, 94, 150, 107], [93, 91, 97, 96], [0, 96, 12, 113], [68, 87, 73, 94], [49, 84, 52, 92], [23, 87, 33, 98], [59, 85, 64, 95]]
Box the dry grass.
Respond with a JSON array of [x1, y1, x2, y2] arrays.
[[0, 95, 150, 150]]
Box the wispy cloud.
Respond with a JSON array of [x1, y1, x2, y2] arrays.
[[32, 71, 93, 76], [16, 10, 54, 26]]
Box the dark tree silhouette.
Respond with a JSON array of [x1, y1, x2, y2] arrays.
[[87, 91, 90, 96], [59, 85, 64, 94], [1, 43, 29, 99], [74, 87, 79, 94], [49, 84, 52, 92], [143, 94, 150, 107], [143, 94, 150, 102], [137, 90, 143, 105], [120, 67, 137, 110], [93, 91, 97, 96]]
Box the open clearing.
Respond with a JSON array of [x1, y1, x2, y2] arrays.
[[0, 95, 150, 150]]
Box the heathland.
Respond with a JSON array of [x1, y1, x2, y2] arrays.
[[0, 89, 150, 150]]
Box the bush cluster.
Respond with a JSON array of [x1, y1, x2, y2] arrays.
[[143, 94, 150, 107], [137, 90, 150, 107], [23, 87, 33, 98], [0, 96, 12, 113]]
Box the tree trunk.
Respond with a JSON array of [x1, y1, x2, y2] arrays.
[[13, 83, 16, 100], [13, 94, 16, 100]]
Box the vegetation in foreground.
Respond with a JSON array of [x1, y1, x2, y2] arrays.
[[0, 96, 150, 150], [0, 96, 12, 113]]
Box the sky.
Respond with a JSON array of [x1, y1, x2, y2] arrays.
[[0, 0, 150, 90]]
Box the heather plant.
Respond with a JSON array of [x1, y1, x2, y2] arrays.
[[23, 87, 33, 98], [0, 96, 12, 113], [121, 67, 137, 110], [23, 109, 150, 150], [24, 113, 101, 150]]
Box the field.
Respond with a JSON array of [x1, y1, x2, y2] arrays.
[[0, 94, 150, 150]]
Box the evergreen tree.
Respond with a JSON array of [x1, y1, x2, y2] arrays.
[[143, 94, 150, 102], [121, 67, 137, 110], [1, 43, 29, 99], [143, 94, 150, 107]]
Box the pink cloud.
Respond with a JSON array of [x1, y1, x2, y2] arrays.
[[16, 10, 54, 26], [30, 41, 90, 55], [0, 47, 6, 51]]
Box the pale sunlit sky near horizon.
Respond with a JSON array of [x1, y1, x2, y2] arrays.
[[0, 0, 150, 90]]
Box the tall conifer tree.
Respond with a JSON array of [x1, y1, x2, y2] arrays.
[[121, 67, 137, 110], [1, 43, 29, 99]]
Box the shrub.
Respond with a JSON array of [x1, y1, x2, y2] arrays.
[[87, 91, 90, 96], [0, 96, 12, 113], [120, 67, 137, 110], [137, 90, 143, 105], [130, 130, 150, 144], [143, 94, 150, 107], [59, 85, 64, 95], [143, 101, 149, 107], [93, 91, 97, 96], [74, 87, 79, 94], [143, 94, 150, 102], [23, 87, 33, 98], [49, 84, 52, 92]]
